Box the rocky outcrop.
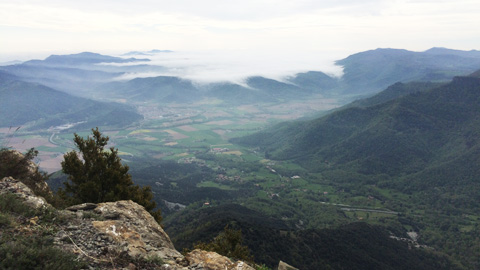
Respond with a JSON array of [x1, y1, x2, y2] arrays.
[[0, 149, 51, 197], [278, 260, 299, 270], [56, 200, 185, 268], [0, 176, 48, 209], [186, 249, 255, 270], [0, 176, 256, 270]]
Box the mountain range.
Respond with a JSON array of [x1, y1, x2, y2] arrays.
[[233, 72, 480, 181], [2, 48, 480, 105], [336, 47, 480, 94], [0, 71, 142, 129]]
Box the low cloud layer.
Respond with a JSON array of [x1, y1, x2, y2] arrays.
[[112, 49, 344, 84]]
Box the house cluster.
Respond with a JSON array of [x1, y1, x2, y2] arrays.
[[177, 157, 206, 166], [216, 174, 242, 182]]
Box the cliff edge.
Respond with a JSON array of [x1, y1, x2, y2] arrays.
[[0, 176, 255, 270]]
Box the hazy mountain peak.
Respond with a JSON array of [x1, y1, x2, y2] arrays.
[[424, 47, 480, 57], [122, 49, 173, 56], [23, 52, 150, 67]]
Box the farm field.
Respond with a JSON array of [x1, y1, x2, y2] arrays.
[[0, 95, 338, 173]]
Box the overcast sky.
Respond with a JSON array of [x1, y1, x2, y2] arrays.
[[1, 0, 479, 80]]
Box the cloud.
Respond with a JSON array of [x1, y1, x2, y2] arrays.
[[112, 49, 344, 84], [0, 0, 478, 68], [6, 0, 391, 20]]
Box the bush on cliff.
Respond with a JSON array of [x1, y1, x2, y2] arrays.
[[61, 127, 162, 223]]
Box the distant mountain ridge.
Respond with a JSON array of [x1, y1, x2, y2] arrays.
[[122, 49, 173, 56], [2, 47, 480, 104], [95, 73, 336, 104], [0, 52, 158, 97], [96, 76, 201, 103], [0, 71, 142, 129], [336, 47, 480, 94], [91, 47, 480, 103], [23, 52, 149, 66], [424, 47, 480, 57]]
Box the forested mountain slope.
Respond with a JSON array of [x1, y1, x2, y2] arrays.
[[234, 75, 480, 179], [165, 204, 459, 270]]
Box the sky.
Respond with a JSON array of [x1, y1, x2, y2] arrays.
[[1, 0, 480, 81]]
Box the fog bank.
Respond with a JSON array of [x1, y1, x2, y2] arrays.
[[112, 49, 344, 84]]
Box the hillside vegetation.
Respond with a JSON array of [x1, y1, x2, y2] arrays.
[[234, 76, 480, 180], [230, 74, 480, 268], [166, 204, 459, 270]]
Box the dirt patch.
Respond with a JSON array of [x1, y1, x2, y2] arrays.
[[178, 125, 198, 132], [142, 136, 157, 141], [165, 142, 178, 146], [153, 153, 167, 159], [129, 129, 151, 135], [38, 153, 64, 173], [164, 130, 188, 140], [205, 120, 233, 126]]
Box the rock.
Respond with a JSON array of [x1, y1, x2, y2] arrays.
[[1, 150, 52, 197], [0, 175, 260, 270], [0, 177, 47, 209], [278, 260, 299, 270], [54, 199, 184, 269], [66, 203, 98, 211], [94, 200, 178, 250], [185, 249, 255, 270]]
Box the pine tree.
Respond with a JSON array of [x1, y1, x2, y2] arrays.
[[61, 127, 162, 223]]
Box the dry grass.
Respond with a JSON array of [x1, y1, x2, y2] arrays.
[[178, 125, 198, 132], [164, 130, 188, 140]]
